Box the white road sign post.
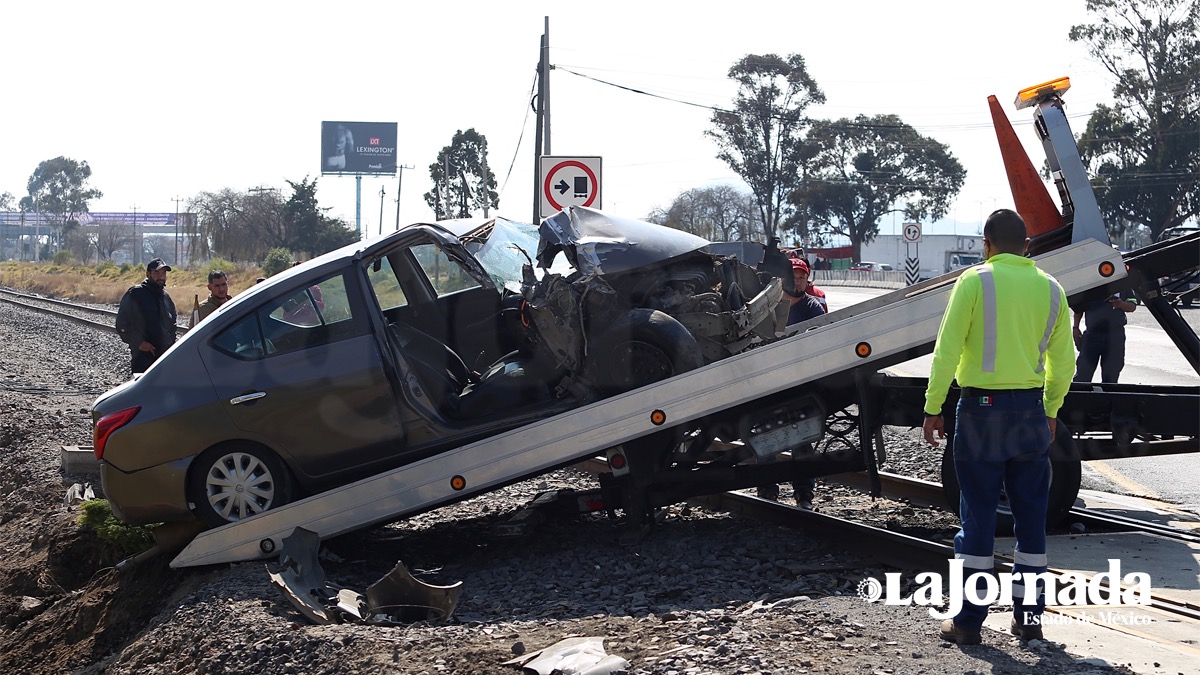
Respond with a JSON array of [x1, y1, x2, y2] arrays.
[[903, 222, 922, 286], [540, 156, 602, 219]]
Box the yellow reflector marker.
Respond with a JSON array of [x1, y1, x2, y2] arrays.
[[450, 475, 466, 491], [855, 342, 872, 358], [650, 409, 666, 426], [1099, 261, 1115, 277], [1014, 76, 1071, 110]]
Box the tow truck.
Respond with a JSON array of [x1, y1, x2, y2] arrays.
[[170, 76, 1199, 568]]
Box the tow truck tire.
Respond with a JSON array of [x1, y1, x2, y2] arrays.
[[188, 443, 294, 528], [940, 420, 1081, 533], [588, 308, 704, 394]]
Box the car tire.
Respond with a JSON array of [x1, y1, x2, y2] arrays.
[[188, 443, 294, 528], [940, 419, 1080, 533], [587, 308, 705, 395]]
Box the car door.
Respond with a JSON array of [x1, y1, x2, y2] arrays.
[[198, 269, 407, 487]]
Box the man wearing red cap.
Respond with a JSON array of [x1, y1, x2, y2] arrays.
[[785, 257, 825, 326], [759, 256, 826, 508]]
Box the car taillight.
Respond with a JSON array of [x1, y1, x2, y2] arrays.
[[93, 406, 141, 460]]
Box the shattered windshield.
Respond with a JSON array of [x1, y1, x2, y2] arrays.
[[472, 218, 574, 293]]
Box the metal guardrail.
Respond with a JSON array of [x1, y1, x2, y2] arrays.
[[815, 270, 906, 289]]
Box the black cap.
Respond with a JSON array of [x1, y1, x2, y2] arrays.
[[147, 258, 172, 273]]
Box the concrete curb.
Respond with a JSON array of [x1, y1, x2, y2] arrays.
[[62, 445, 100, 476]]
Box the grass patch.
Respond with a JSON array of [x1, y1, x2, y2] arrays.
[[76, 500, 156, 556], [0, 261, 263, 306]]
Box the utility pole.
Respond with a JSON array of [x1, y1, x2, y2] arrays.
[[542, 16, 551, 156], [172, 196, 183, 266], [394, 163, 414, 231], [378, 186, 386, 236], [532, 17, 550, 225], [443, 155, 451, 220], [33, 198, 40, 262], [131, 204, 139, 265]]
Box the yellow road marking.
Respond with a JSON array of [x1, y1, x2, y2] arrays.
[[1087, 461, 1161, 500]]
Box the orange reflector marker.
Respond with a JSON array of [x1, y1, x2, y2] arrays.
[[1014, 76, 1071, 110], [450, 475, 466, 491], [650, 409, 666, 426], [1099, 261, 1115, 277], [855, 342, 872, 358]]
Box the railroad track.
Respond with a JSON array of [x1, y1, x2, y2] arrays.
[[0, 287, 187, 336], [572, 458, 1200, 627], [824, 469, 1200, 544]]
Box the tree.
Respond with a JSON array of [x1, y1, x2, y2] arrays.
[[144, 235, 175, 262], [62, 227, 94, 264], [647, 185, 764, 242], [1071, 0, 1200, 240], [187, 180, 354, 263], [282, 177, 356, 257], [95, 220, 133, 260], [789, 114, 965, 262], [705, 54, 825, 241], [19, 157, 103, 249], [187, 188, 281, 262], [423, 129, 499, 219], [0, 192, 14, 211]]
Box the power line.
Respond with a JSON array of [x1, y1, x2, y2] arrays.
[[500, 70, 539, 200]]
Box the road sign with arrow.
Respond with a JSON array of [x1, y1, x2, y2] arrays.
[[540, 156, 602, 218]]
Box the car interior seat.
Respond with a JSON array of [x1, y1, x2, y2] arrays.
[[388, 322, 551, 420]]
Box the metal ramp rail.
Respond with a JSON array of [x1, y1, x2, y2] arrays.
[[172, 239, 1124, 567]]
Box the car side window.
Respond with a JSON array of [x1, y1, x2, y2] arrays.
[[367, 255, 408, 310], [212, 314, 268, 360], [410, 243, 481, 297], [212, 273, 359, 360]]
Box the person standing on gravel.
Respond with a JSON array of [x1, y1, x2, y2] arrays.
[[188, 269, 232, 329], [116, 258, 178, 375], [921, 209, 1074, 645]]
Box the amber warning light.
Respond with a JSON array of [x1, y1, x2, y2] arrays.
[[1014, 76, 1071, 110]]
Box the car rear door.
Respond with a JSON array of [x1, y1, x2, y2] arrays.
[[198, 269, 407, 486]]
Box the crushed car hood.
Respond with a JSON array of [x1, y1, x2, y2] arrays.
[[537, 206, 711, 276]]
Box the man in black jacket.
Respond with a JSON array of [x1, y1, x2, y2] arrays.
[[116, 258, 178, 374]]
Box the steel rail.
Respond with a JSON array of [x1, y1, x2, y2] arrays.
[[0, 287, 187, 336]]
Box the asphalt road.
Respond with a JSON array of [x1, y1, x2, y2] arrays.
[[821, 285, 1200, 514]]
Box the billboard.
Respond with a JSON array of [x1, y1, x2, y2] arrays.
[[321, 121, 398, 175]]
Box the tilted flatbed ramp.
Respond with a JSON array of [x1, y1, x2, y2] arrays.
[[172, 239, 1123, 567]]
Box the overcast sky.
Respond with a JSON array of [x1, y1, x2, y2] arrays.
[[2, 1, 1114, 244]]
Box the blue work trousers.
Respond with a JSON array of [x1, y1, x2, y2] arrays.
[[1075, 325, 1125, 383], [951, 390, 1051, 631]]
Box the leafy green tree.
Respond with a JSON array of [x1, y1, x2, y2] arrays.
[[19, 157, 103, 248], [0, 191, 15, 211], [262, 247, 293, 277], [789, 114, 965, 262], [1071, 0, 1200, 240], [706, 54, 825, 241], [282, 177, 356, 256], [423, 129, 499, 219], [648, 185, 764, 242]]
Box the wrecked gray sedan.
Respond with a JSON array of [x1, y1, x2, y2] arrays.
[[92, 206, 788, 528]]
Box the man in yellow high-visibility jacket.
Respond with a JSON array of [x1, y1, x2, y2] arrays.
[[922, 209, 1075, 645]]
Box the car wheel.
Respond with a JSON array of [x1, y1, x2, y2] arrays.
[[587, 308, 705, 395], [188, 443, 293, 528], [940, 419, 1081, 533]]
